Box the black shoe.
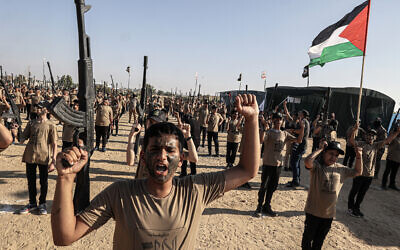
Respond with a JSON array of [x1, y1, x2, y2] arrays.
[[240, 182, 252, 189], [214, 154, 220, 157], [208, 153, 212, 156], [379, 186, 388, 191], [94, 146, 99, 151], [353, 208, 364, 217], [286, 181, 299, 188], [253, 205, 262, 218], [348, 209, 361, 218], [262, 206, 278, 217], [388, 185, 400, 191]]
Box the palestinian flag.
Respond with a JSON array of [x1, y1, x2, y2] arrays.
[[308, 1, 370, 67]]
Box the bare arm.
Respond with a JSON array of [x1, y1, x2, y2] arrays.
[[304, 140, 326, 169], [51, 147, 90, 246], [283, 101, 293, 121], [180, 123, 198, 163], [292, 119, 305, 144], [0, 123, 13, 149], [384, 126, 400, 145], [353, 147, 363, 176], [126, 123, 141, 166], [224, 94, 260, 192], [349, 124, 358, 147]]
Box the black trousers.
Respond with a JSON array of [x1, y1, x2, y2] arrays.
[[26, 104, 31, 119], [95, 125, 109, 148], [226, 142, 239, 164], [111, 119, 119, 135], [382, 159, 400, 187], [180, 160, 197, 176], [348, 176, 372, 210], [343, 144, 355, 168], [219, 120, 226, 132], [257, 165, 282, 208], [302, 213, 333, 250], [207, 131, 219, 155], [26, 163, 48, 205], [200, 126, 207, 146]]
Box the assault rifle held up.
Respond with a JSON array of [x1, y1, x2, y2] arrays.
[[47, 61, 57, 94], [133, 56, 148, 156], [47, 0, 95, 213], [0, 79, 22, 141]]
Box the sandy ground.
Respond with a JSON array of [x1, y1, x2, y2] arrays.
[[0, 112, 399, 250]]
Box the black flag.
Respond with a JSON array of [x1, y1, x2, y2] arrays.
[[302, 65, 309, 78], [237, 73, 242, 81]]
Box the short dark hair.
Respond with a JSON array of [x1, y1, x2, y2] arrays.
[[143, 122, 185, 153]]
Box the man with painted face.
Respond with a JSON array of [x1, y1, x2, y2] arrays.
[[347, 124, 400, 217], [51, 94, 260, 248]]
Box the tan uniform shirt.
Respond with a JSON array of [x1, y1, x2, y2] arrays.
[[21, 119, 58, 165], [262, 130, 296, 166], [355, 141, 385, 177], [79, 172, 225, 249], [387, 136, 400, 163], [227, 119, 242, 143], [198, 107, 208, 127], [305, 161, 357, 218], [95, 105, 113, 126], [207, 113, 222, 132]]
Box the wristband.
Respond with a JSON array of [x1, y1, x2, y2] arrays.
[[186, 137, 192, 141]]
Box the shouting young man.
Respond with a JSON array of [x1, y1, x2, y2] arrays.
[[51, 94, 260, 249]]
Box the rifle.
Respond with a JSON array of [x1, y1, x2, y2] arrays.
[[266, 83, 278, 114], [47, 0, 95, 213], [46, 61, 57, 94], [110, 75, 115, 94], [0, 79, 22, 141], [133, 56, 148, 156], [103, 81, 106, 98], [320, 87, 333, 141]]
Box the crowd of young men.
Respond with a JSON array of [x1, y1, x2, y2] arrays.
[[1, 81, 400, 249]]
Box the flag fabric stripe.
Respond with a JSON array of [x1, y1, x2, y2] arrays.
[[311, 1, 368, 46], [309, 42, 363, 67], [339, 4, 369, 52], [309, 26, 349, 59], [307, 1, 370, 67]]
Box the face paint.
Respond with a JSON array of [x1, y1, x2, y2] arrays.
[[145, 135, 181, 183]]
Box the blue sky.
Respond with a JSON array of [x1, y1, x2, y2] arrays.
[[1, 0, 399, 108]]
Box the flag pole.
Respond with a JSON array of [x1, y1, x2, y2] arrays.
[[307, 74, 310, 87], [356, 0, 371, 125]]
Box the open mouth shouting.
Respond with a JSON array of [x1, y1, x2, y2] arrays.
[[155, 164, 168, 176]]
